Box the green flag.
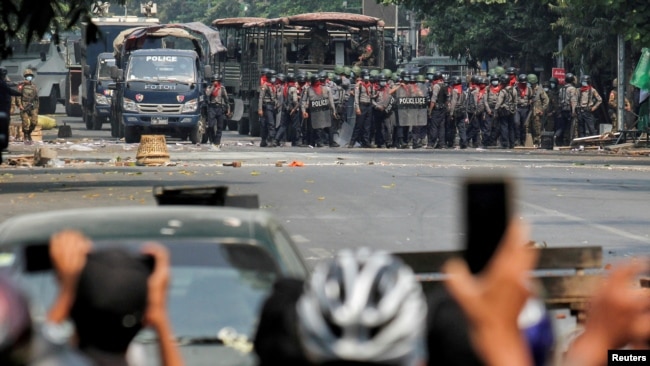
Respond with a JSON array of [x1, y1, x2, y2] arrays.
[[631, 48, 650, 90]]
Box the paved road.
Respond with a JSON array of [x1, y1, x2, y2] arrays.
[[2, 109, 650, 266]]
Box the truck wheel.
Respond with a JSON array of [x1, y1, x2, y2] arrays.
[[83, 108, 93, 130], [39, 89, 58, 115], [92, 112, 103, 130], [124, 125, 140, 143], [201, 125, 211, 144], [227, 120, 238, 131], [238, 117, 250, 135], [189, 117, 206, 144], [117, 113, 125, 138]]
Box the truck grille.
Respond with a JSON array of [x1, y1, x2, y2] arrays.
[[137, 103, 182, 114]]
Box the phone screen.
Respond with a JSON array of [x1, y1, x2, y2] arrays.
[[463, 178, 511, 274]]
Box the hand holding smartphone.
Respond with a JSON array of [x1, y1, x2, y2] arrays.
[[462, 175, 513, 274]]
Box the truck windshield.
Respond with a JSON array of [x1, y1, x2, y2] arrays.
[[97, 58, 116, 79], [127, 55, 195, 83]]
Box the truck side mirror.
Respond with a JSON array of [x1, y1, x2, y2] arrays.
[[204, 65, 213, 80], [83, 65, 90, 77], [107, 83, 117, 90]]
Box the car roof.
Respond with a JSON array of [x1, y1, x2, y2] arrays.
[[0, 206, 272, 245], [0, 206, 309, 277]]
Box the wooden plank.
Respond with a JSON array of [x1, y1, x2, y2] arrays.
[[394, 246, 602, 274], [417, 275, 602, 304], [539, 275, 602, 300]]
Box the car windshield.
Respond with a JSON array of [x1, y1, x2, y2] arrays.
[[97, 58, 116, 79], [12, 240, 279, 341], [127, 55, 195, 82]]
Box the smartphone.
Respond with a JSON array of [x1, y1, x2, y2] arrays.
[[462, 176, 513, 274], [23, 243, 155, 274]]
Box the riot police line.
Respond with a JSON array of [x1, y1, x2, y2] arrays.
[[253, 64, 604, 150]]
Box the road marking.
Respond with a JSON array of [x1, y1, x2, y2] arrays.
[[304, 247, 333, 261], [521, 201, 650, 245]]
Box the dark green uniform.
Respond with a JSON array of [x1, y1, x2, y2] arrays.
[[17, 81, 39, 140]]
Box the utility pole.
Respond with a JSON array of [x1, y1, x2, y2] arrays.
[[394, 5, 399, 43], [617, 33, 625, 132]]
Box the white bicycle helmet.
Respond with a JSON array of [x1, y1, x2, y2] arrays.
[[296, 248, 427, 365]]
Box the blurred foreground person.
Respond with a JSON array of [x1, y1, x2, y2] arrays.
[[47, 230, 184, 366], [254, 278, 311, 366], [562, 261, 650, 366], [0, 273, 90, 365], [442, 219, 538, 366], [297, 248, 427, 366]]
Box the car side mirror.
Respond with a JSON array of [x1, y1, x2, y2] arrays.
[[83, 65, 90, 77]]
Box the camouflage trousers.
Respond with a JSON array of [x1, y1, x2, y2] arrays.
[[21, 108, 38, 133], [529, 113, 543, 144]]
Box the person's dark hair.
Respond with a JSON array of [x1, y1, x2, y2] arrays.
[[70, 248, 150, 353], [254, 278, 310, 366]]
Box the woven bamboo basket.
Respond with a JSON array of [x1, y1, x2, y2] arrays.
[[136, 135, 170, 166]]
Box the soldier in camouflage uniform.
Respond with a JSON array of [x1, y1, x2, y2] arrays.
[[607, 78, 631, 132], [16, 69, 39, 143], [527, 74, 549, 146]]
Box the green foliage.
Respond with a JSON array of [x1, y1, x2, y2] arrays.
[[383, 0, 558, 71]]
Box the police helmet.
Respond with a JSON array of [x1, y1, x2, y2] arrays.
[[506, 67, 517, 75], [261, 67, 270, 76], [489, 74, 499, 82], [470, 75, 480, 84], [276, 73, 286, 83], [378, 74, 387, 82], [352, 65, 362, 76], [369, 69, 380, 77], [565, 73, 575, 83], [402, 73, 411, 83], [296, 73, 307, 83], [310, 74, 318, 83], [0, 67, 7, 79], [211, 73, 222, 82], [286, 72, 296, 82], [580, 75, 591, 84], [23, 68, 34, 77], [426, 66, 436, 75], [499, 74, 510, 84], [477, 76, 487, 85], [433, 71, 444, 81], [318, 71, 328, 82], [265, 69, 276, 78], [343, 66, 352, 77], [334, 65, 344, 75], [416, 74, 426, 82], [361, 69, 370, 77], [392, 73, 400, 82], [395, 68, 404, 77], [527, 74, 538, 84], [451, 75, 462, 85], [494, 66, 505, 75], [382, 69, 392, 78], [333, 75, 342, 85], [548, 77, 559, 84], [517, 74, 527, 83], [327, 72, 335, 80]]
